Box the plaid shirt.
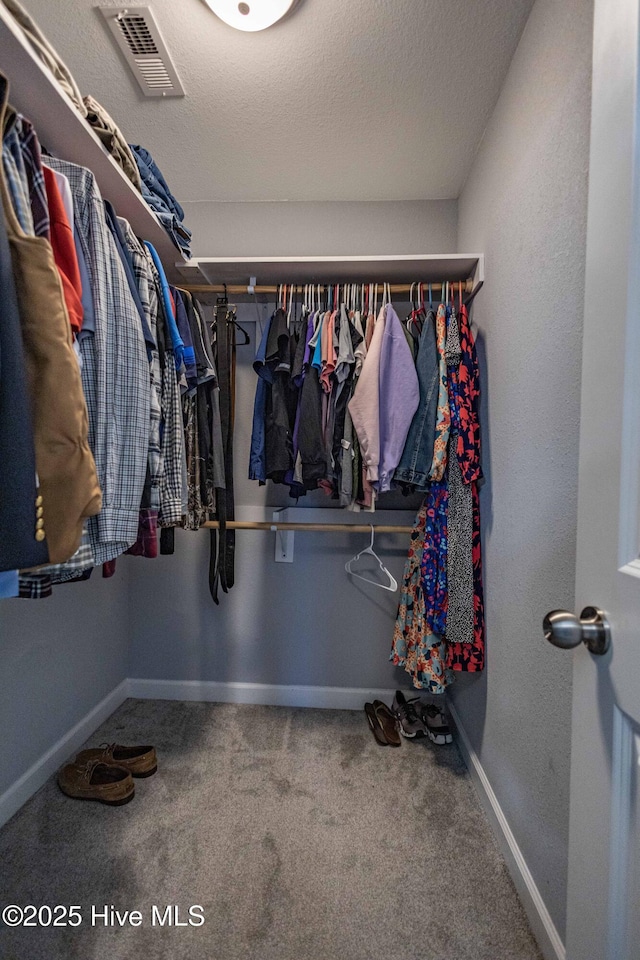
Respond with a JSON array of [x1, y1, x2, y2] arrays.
[[146, 255, 187, 526], [121, 220, 163, 513], [18, 574, 52, 600], [18, 531, 94, 596], [2, 113, 49, 237], [46, 158, 150, 565], [3, 127, 32, 234]]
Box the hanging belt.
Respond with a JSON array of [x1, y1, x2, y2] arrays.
[[210, 301, 236, 603]]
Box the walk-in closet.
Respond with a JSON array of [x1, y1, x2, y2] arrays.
[[1, 1, 638, 959]]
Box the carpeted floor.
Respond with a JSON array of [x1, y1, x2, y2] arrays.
[[0, 699, 543, 960]]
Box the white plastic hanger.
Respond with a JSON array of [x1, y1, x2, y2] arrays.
[[345, 525, 398, 592]]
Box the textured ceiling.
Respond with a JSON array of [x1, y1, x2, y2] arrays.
[[22, 0, 534, 203]]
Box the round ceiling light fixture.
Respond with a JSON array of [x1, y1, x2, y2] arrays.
[[203, 0, 301, 32]]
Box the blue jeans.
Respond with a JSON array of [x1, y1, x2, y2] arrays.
[[394, 311, 439, 490]]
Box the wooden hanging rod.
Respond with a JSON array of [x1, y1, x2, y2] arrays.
[[181, 280, 473, 297], [203, 520, 413, 533]]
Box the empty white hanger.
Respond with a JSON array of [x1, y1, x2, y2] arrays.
[[345, 525, 398, 592]]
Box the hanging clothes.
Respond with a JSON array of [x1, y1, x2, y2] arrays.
[[377, 303, 420, 493], [348, 305, 385, 491], [429, 302, 451, 481], [0, 76, 101, 565], [394, 307, 439, 490], [390, 503, 454, 694], [443, 301, 474, 645], [392, 288, 485, 689], [248, 291, 441, 510], [45, 155, 149, 565], [0, 67, 238, 599], [0, 156, 49, 573], [42, 165, 83, 335]]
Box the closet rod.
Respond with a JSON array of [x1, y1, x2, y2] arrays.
[[182, 280, 473, 297], [203, 521, 413, 533]]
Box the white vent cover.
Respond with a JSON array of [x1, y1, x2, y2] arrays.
[[99, 6, 185, 97]]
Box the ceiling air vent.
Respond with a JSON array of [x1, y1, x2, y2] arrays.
[[99, 6, 185, 97]]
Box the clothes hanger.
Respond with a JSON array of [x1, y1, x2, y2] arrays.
[[407, 282, 416, 332], [405, 281, 417, 333], [214, 285, 250, 345], [406, 282, 420, 336], [228, 307, 250, 346], [287, 282, 294, 328], [345, 525, 398, 592]]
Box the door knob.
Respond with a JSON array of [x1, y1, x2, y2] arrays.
[[543, 606, 611, 656]]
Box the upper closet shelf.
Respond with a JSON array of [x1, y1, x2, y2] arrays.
[[175, 254, 484, 291], [0, 4, 186, 282]]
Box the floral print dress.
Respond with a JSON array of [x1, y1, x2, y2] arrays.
[[447, 301, 485, 671], [390, 503, 454, 693], [391, 299, 485, 687], [428, 303, 450, 480]]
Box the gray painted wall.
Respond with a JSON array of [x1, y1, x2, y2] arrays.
[[182, 199, 458, 258], [453, 0, 593, 940], [0, 573, 129, 796], [129, 200, 458, 687], [128, 300, 424, 688], [130, 201, 457, 687]]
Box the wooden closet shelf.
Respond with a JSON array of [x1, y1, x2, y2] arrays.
[[203, 521, 413, 534], [176, 253, 485, 289]]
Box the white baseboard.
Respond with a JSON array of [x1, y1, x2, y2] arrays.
[[128, 677, 396, 711], [0, 680, 130, 829], [448, 702, 566, 960]]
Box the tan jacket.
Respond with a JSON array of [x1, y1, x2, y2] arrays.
[[0, 74, 101, 564]]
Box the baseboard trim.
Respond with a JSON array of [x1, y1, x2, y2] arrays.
[[448, 702, 566, 960], [0, 680, 130, 829], [128, 678, 396, 711]]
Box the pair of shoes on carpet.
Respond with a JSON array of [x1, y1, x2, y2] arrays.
[[392, 691, 453, 745], [57, 743, 158, 806], [364, 700, 402, 746]]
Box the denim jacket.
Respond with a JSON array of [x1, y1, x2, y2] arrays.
[[130, 144, 192, 256], [394, 309, 439, 490]]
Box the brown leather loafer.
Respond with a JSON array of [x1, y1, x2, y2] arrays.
[[58, 759, 135, 805], [372, 700, 401, 747], [364, 702, 389, 745], [74, 743, 158, 778]]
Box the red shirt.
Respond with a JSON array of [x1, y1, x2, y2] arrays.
[[42, 165, 83, 334]]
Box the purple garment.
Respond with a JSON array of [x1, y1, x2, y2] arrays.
[[377, 304, 420, 492]]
